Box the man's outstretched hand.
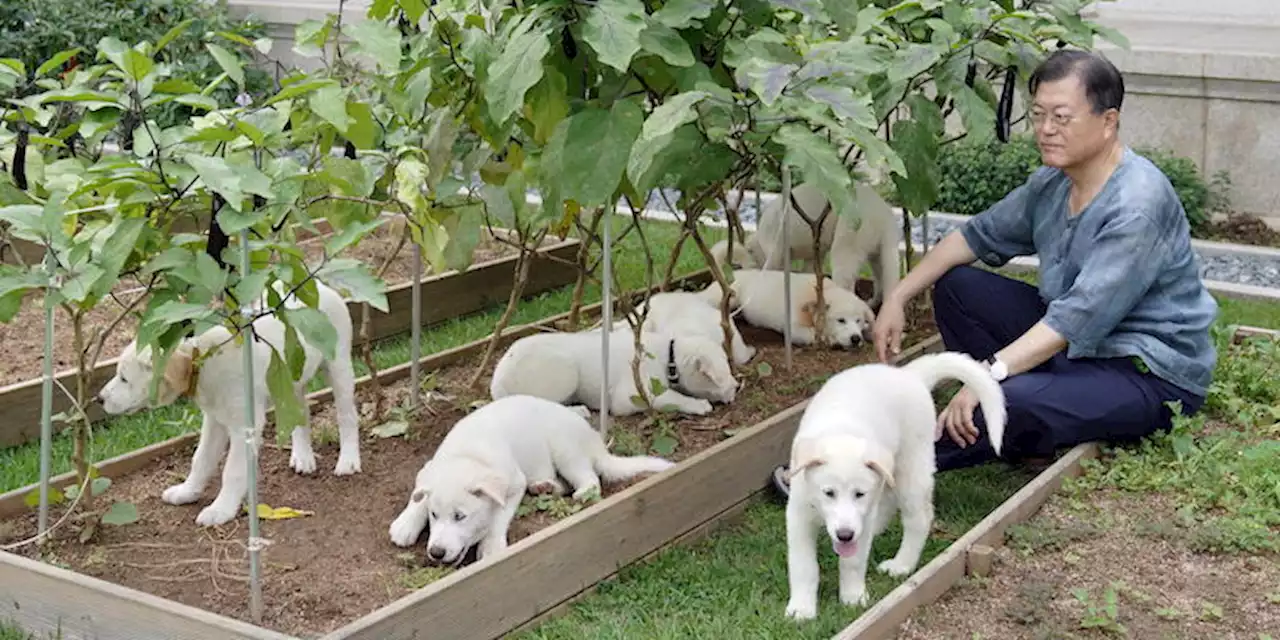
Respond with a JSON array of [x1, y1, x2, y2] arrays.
[[872, 296, 906, 363]]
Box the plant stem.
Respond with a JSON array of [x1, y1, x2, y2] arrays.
[[468, 229, 543, 388], [71, 310, 91, 510], [37, 249, 55, 538]]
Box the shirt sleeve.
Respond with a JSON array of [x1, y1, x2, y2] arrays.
[[959, 181, 1038, 267], [1041, 210, 1169, 353]]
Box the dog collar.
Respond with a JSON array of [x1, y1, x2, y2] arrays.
[[665, 339, 683, 392]]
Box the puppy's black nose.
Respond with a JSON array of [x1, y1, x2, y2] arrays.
[[427, 546, 446, 561], [835, 528, 855, 543]]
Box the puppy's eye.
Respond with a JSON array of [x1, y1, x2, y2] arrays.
[[854, 490, 866, 499], [453, 511, 466, 522], [822, 488, 836, 498], [429, 511, 438, 520], [120, 377, 128, 384], [837, 318, 847, 324]]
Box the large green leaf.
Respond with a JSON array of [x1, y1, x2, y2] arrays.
[[283, 307, 338, 362], [317, 258, 388, 312], [543, 99, 645, 209], [205, 43, 245, 88], [653, 0, 717, 29], [310, 85, 351, 134], [184, 154, 274, 212], [639, 20, 695, 67], [889, 117, 940, 217], [626, 91, 708, 192], [266, 349, 307, 439], [486, 14, 552, 126], [0, 267, 46, 322], [775, 125, 855, 221], [346, 20, 403, 73], [523, 66, 570, 146], [952, 85, 996, 145], [583, 0, 648, 72]]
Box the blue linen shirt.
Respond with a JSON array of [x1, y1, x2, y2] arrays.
[[959, 147, 1218, 397]]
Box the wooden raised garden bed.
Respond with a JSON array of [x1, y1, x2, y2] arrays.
[[0, 222, 578, 449], [0, 273, 942, 640]]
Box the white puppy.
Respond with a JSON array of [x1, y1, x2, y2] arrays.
[[698, 269, 876, 349], [98, 280, 361, 527], [710, 181, 900, 308], [490, 327, 738, 416], [619, 291, 756, 366], [783, 352, 1007, 619], [388, 394, 675, 563]]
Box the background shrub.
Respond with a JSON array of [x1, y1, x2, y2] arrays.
[[889, 134, 1230, 233], [0, 0, 273, 128]]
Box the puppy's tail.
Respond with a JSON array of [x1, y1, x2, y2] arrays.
[[593, 451, 676, 484], [902, 352, 1008, 455]]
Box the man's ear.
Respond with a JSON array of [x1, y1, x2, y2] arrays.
[[469, 474, 508, 507], [864, 442, 896, 490], [786, 438, 825, 482]]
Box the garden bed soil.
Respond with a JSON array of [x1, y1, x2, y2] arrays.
[[0, 295, 937, 638], [1202, 212, 1280, 249], [0, 221, 526, 387], [893, 489, 1280, 639]]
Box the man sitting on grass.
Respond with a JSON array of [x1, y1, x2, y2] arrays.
[[772, 48, 1218, 496]]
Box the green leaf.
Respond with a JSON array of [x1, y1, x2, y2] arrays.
[[371, 419, 409, 439], [310, 84, 351, 133], [346, 19, 403, 73], [205, 43, 245, 89], [650, 434, 679, 457], [803, 85, 876, 130], [0, 268, 46, 322], [889, 118, 940, 217], [821, 0, 859, 32], [639, 20, 695, 67], [952, 85, 996, 145], [100, 502, 139, 526], [175, 94, 218, 112], [626, 90, 708, 191], [486, 15, 552, 126], [542, 100, 645, 209], [149, 301, 217, 326], [775, 125, 855, 220], [523, 66, 569, 146], [184, 154, 274, 212], [887, 43, 943, 85], [155, 19, 196, 55], [36, 49, 83, 78], [1091, 24, 1130, 51], [324, 217, 387, 256], [317, 258, 389, 312], [266, 349, 307, 439], [90, 477, 112, 497], [480, 183, 517, 229], [653, 0, 717, 29], [583, 0, 648, 72], [283, 307, 338, 362], [283, 323, 306, 381], [24, 486, 65, 509]]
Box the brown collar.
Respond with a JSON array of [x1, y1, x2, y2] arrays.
[[181, 347, 202, 399]]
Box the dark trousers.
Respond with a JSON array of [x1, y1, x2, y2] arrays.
[[932, 266, 1205, 472]]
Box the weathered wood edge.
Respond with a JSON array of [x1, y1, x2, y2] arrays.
[[830, 442, 1101, 640], [0, 551, 297, 640], [0, 230, 579, 449], [0, 268, 714, 519], [318, 335, 946, 640]]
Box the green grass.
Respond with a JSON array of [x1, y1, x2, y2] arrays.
[[0, 217, 727, 494]]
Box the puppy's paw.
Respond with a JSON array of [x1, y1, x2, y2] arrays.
[[333, 454, 362, 476], [785, 599, 818, 621], [689, 399, 714, 416], [388, 513, 424, 548], [877, 557, 916, 577], [161, 483, 201, 506], [568, 405, 592, 419], [528, 479, 566, 496], [195, 503, 238, 527], [571, 482, 602, 501], [290, 449, 317, 475], [840, 584, 869, 608]]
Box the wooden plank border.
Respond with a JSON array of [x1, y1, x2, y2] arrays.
[[318, 336, 945, 640], [830, 442, 1101, 640], [0, 269, 715, 519], [0, 230, 579, 449]]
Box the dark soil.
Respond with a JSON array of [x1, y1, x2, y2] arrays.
[[0, 290, 937, 638], [1200, 213, 1280, 248], [0, 221, 524, 388]]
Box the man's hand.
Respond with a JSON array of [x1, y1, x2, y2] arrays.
[[937, 386, 981, 447], [872, 296, 906, 363]]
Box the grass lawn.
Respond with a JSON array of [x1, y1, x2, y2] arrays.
[[518, 292, 1280, 638]]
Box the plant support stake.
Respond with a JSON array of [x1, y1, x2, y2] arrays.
[[410, 242, 422, 409], [780, 166, 794, 370], [37, 247, 56, 537], [239, 228, 264, 623], [598, 210, 612, 437]]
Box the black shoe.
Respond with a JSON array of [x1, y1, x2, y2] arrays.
[[771, 465, 791, 501]]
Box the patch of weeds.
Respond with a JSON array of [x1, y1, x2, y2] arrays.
[[1072, 582, 1128, 636], [646, 416, 680, 457], [1198, 601, 1225, 622], [516, 488, 601, 520], [398, 564, 455, 590], [1153, 605, 1186, 621], [1073, 331, 1280, 555], [1006, 520, 1100, 555], [1006, 580, 1057, 627], [608, 429, 646, 457]]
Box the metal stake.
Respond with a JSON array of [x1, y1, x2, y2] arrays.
[[780, 166, 794, 370], [239, 228, 264, 623], [37, 247, 56, 537], [598, 209, 612, 437], [410, 242, 422, 409]]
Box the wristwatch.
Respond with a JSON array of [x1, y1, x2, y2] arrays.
[[984, 355, 1009, 381]]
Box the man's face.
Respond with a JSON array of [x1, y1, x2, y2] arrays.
[[1031, 73, 1118, 170]]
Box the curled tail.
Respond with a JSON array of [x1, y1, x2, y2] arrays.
[[594, 452, 676, 483], [903, 352, 1008, 455]]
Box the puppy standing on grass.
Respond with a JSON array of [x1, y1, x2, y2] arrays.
[[98, 280, 362, 527], [698, 269, 876, 349], [388, 395, 675, 563], [489, 327, 739, 417], [783, 352, 1007, 620]]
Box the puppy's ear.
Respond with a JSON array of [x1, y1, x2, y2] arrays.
[[798, 300, 817, 329], [469, 474, 508, 507], [865, 443, 896, 490], [161, 347, 195, 399], [786, 438, 825, 481]]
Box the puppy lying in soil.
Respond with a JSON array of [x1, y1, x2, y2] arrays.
[[388, 395, 675, 564], [489, 326, 739, 417], [698, 269, 876, 349], [620, 290, 756, 366], [783, 352, 1007, 620], [97, 279, 362, 527]]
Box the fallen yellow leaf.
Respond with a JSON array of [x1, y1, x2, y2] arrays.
[[254, 504, 315, 520]]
